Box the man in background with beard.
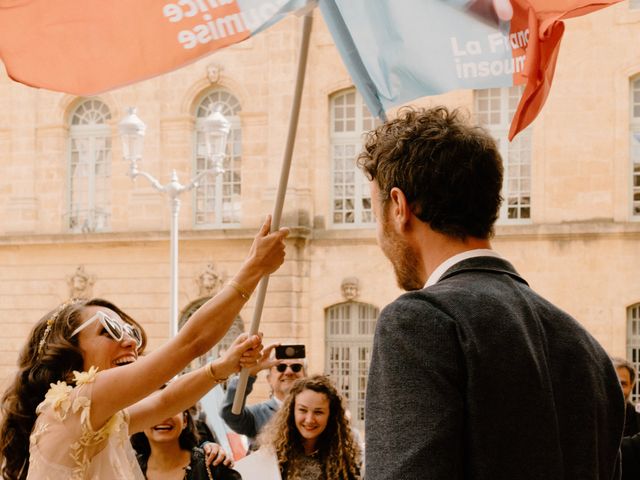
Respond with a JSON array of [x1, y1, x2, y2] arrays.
[[220, 343, 305, 451], [613, 357, 640, 437], [359, 106, 624, 480]]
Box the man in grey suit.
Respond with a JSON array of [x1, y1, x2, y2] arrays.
[[359, 106, 624, 479], [220, 343, 305, 450]]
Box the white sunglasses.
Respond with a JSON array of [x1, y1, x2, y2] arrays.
[[70, 311, 143, 349]]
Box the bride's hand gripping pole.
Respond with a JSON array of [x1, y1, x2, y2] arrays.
[[231, 8, 314, 415]]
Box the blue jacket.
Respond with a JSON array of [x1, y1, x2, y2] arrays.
[[220, 375, 279, 449]]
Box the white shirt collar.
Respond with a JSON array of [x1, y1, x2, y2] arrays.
[[272, 395, 283, 408], [425, 249, 502, 288]]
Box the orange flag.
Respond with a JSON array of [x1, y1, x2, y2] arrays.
[[508, 0, 623, 139], [0, 0, 301, 95]]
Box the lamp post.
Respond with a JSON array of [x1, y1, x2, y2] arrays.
[[118, 106, 230, 337]]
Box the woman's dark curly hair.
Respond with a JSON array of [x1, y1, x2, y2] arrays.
[[358, 106, 503, 240], [259, 375, 361, 480], [0, 298, 147, 480]]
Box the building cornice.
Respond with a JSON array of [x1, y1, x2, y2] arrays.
[[494, 220, 640, 241], [1, 221, 640, 246], [0, 226, 312, 246], [311, 221, 640, 245]]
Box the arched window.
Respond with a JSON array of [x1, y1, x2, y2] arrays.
[[330, 89, 378, 227], [630, 76, 640, 217], [325, 301, 378, 430], [194, 90, 242, 226], [628, 304, 640, 404], [179, 297, 245, 372], [67, 99, 112, 232], [475, 86, 532, 222]]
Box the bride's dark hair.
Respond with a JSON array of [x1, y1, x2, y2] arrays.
[[0, 298, 146, 480]]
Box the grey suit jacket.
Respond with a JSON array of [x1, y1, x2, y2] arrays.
[[365, 256, 624, 480], [220, 375, 279, 448]]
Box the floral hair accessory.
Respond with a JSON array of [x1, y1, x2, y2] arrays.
[[38, 299, 79, 355]]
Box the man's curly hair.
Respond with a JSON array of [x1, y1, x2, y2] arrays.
[[358, 106, 503, 240]]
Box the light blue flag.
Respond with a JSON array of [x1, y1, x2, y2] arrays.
[[319, 0, 520, 121]]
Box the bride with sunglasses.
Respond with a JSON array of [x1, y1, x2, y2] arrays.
[[0, 217, 289, 480]]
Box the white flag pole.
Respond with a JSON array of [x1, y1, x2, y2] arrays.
[[232, 7, 314, 415]]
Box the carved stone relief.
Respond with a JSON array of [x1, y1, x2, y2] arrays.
[[68, 265, 94, 299], [341, 276, 360, 301], [196, 262, 225, 297], [207, 63, 223, 84]]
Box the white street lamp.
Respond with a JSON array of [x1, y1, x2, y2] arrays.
[[118, 106, 230, 337], [201, 106, 230, 175]]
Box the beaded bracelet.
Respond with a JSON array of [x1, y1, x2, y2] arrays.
[[228, 280, 250, 300]]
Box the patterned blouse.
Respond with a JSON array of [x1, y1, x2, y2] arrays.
[[27, 366, 145, 480], [283, 451, 324, 480]]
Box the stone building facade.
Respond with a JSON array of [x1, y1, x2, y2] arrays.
[[1, 3, 640, 427]]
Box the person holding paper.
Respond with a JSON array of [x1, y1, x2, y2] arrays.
[[257, 375, 361, 480]]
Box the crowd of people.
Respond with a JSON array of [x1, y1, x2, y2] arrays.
[[0, 216, 289, 479], [0, 104, 638, 479]]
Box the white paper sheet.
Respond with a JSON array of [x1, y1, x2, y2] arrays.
[[234, 448, 282, 480]]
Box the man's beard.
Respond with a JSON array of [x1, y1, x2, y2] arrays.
[[381, 219, 423, 291]]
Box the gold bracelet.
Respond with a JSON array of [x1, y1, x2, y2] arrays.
[[206, 362, 227, 383], [228, 280, 250, 300]]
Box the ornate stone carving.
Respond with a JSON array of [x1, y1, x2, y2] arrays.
[[196, 263, 224, 297], [68, 265, 94, 299], [207, 63, 223, 84], [341, 276, 360, 301]]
